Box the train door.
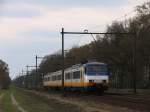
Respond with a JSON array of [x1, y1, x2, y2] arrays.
[[80, 67, 84, 88], [71, 70, 73, 88]]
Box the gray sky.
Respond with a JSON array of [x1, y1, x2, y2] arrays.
[[0, 0, 147, 79]]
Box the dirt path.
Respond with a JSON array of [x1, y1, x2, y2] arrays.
[[0, 94, 4, 112], [11, 93, 27, 112]]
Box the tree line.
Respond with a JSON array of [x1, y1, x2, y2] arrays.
[[0, 60, 10, 89]]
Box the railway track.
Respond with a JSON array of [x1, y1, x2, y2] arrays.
[[104, 92, 150, 101], [48, 90, 150, 103], [89, 93, 150, 112], [106, 94, 150, 102], [62, 91, 150, 112]]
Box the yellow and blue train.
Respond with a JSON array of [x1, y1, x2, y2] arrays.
[[43, 61, 109, 92]]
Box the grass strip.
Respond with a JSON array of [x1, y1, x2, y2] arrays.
[[1, 89, 19, 112], [12, 86, 83, 112]]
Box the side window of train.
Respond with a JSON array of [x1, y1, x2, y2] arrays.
[[52, 76, 55, 81], [65, 73, 71, 80], [56, 75, 58, 80], [54, 76, 56, 81], [73, 71, 80, 79], [58, 75, 61, 80]]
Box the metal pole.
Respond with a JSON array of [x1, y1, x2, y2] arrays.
[[22, 69, 24, 87], [133, 33, 137, 94], [36, 55, 38, 89], [26, 65, 29, 88], [61, 28, 65, 91], [34, 56, 44, 90]]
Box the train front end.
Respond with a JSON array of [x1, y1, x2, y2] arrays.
[[84, 62, 109, 92]]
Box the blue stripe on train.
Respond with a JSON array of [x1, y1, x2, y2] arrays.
[[86, 72, 108, 76]]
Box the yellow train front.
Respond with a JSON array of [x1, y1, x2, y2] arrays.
[[43, 62, 109, 93]]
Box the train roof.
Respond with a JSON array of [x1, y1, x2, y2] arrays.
[[65, 61, 106, 70], [44, 61, 107, 76], [84, 62, 107, 66]]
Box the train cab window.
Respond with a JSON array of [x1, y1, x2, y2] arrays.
[[73, 71, 80, 79], [85, 67, 86, 74], [65, 73, 71, 80]]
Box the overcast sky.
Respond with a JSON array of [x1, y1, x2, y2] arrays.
[[0, 0, 148, 78]]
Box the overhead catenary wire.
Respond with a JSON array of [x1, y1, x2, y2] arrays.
[[76, 9, 136, 46]]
